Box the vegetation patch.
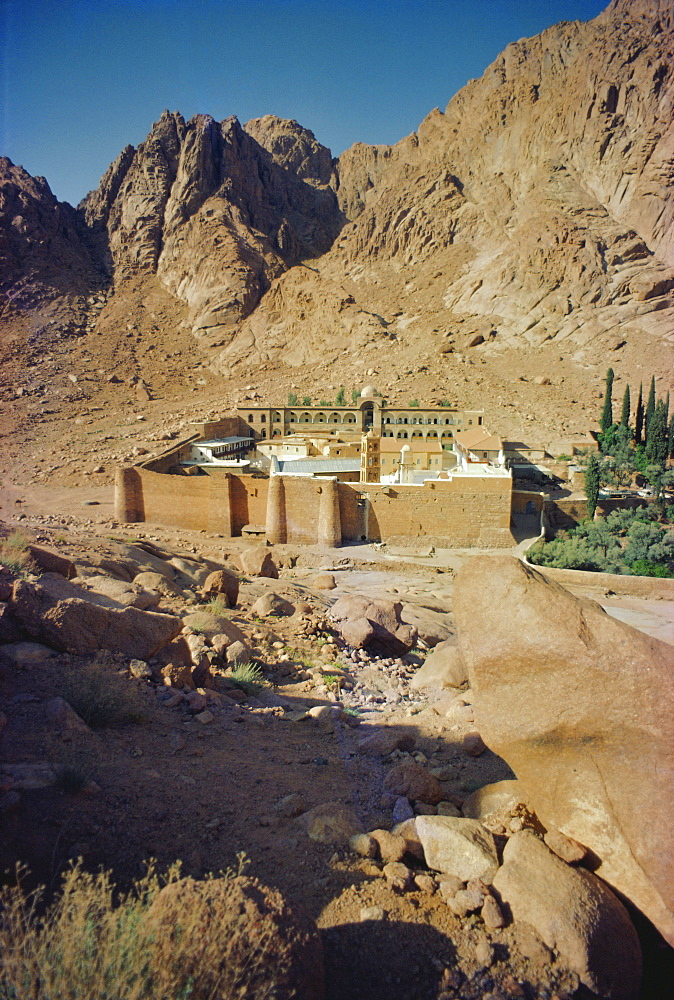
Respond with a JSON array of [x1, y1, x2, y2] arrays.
[[61, 658, 148, 728], [0, 530, 35, 577], [229, 662, 266, 695]]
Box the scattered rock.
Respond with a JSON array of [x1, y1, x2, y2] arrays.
[[410, 640, 467, 690], [349, 833, 378, 858], [251, 592, 295, 618], [298, 801, 364, 844], [358, 729, 416, 756], [415, 816, 500, 883], [492, 832, 641, 1000], [313, 573, 336, 590], [369, 829, 407, 863], [383, 759, 443, 805], [383, 861, 414, 891], [330, 594, 417, 657], [462, 731, 487, 756], [543, 827, 587, 864]]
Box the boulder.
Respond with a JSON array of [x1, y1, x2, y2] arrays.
[[454, 555, 674, 945], [313, 573, 336, 590], [238, 548, 279, 579], [144, 875, 323, 1000], [462, 780, 528, 824], [79, 576, 160, 610], [201, 569, 239, 607], [415, 816, 500, 883], [357, 728, 416, 756], [133, 571, 185, 598], [45, 696, 90, 733], [118, 545, 176, 581], [27, 545, 76, 579], [492, 832, 641, 1000], [410, 640, 467, 690], [251, 593, 295, 618], [330, 594, 417, 656], [298, 801, 364, 844], [181, 612, 246, 643], [0, 641, 59, 668], [368, 829, 407, 863], [9, 579, 181, 658], [383, 759, 443, 805]]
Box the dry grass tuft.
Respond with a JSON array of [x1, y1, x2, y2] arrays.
[[61, 656, 147, 729], [0, 530, 35, 577], [0, 856, 323, 1000]]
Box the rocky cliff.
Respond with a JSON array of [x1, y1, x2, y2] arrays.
[[79, 112, 341, 347], [219, 0, 674, 368]]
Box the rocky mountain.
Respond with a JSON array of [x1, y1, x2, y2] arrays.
[[1, 0, 673, 485], [221, 0, 674, 369]]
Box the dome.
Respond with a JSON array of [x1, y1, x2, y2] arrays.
[[360, 385, 377, 399], [401, 444, 411, 453]]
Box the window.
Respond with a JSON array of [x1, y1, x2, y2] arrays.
[[248, 414, 254, 422], [261, 414, 266, 423]]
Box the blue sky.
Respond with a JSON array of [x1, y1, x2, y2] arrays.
[[1, 0, 607, 206]]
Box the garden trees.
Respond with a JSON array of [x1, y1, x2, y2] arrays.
[[620, 385, 630, 428]]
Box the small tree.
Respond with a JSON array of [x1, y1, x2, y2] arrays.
[[635, 382, 644, 445], [584, 453, 601, 520], [335, 387, 346, 406], [620, 384, 631, 428], [351, 389, 360, 404], [409, 399, 420, 407], [600, 368, 614, 432], [302, 396, 312, 406]]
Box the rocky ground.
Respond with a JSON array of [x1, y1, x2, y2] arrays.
[[1, 488, 673, 1000]]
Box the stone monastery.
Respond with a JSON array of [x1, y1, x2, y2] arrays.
[[115, 387, 562, 549]]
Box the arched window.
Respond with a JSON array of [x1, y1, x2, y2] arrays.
[[247, 414, 254, 423], [261, 414, 266, 423]]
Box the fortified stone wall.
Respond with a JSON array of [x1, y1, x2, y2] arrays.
[[115, 468, 515, 548], [140, 437, 198, 474]]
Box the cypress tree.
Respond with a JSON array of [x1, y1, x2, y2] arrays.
[[635, 382, 644, 445], [668, 412, 674, 459], [646, 400, 669, 466], [600, 367, 614, 432], [584, 453, 601, 520], [645, 375, 656, 443], [620, 384, 631, 428]]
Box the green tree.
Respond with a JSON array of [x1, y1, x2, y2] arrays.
[[287, 392, 298, 406], [335, 387, 346, 406], [620, 384, 631, 428], [302, 396, 312, 406], [635, 382, 644, 445], [351, 389, 360, 404], [668, 411, 674, 459], [600, 368, 614, 432], [409, 399, 420, 407], [584, 453, 601, 520], [645, 399, 669, 466], [645, 375, 656, 443]]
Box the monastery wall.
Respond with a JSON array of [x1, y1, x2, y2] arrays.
[[115, 468, 515, 548]]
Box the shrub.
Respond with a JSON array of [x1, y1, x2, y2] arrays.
[[203, 596, 228, 616], [627, 559, 674, 578], [229, 662, 266, 695], [0, 530, 35, 576], [61, 658, 147, 729], [409, 399, 420, 407]]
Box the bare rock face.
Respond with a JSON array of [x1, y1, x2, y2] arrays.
[[453, 555, 674, 946], [0, 157, 105, 338]]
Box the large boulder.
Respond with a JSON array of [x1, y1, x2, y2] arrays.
[[329, 594, 417, 656], [144, 875, 323, 1000], [238, 547, 279, 579], [454, 555, 674, 945], [409, 639, 467, 690], [27, 545, 76, 579], [298, 801, 364, 845], [9, 578, 181, 658], [383, 759, 443, 805], [201, 569, 239, 607], [493, 832, 642, 1000]]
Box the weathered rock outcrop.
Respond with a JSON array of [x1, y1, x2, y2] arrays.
[[453, 554, 674, 945], [329, 594, 417, 656]]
